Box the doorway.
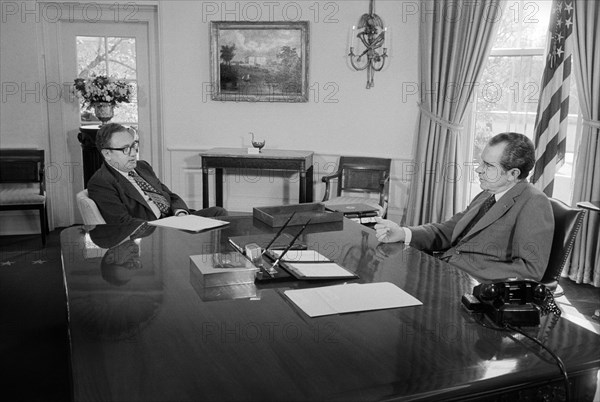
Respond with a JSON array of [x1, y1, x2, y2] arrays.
[[42, 4, 160, 227]]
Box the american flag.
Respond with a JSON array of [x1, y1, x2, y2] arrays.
[[531, 0, 574, 196]]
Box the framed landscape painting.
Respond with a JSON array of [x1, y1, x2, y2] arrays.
[[210, 21, 309, 102]]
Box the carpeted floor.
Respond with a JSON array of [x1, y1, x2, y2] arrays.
[[0, 230, 70, 402], [0, 228, 598, 401]]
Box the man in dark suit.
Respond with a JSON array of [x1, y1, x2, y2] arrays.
[[88, 123, 226, 224], [375, 132, 554, 283]]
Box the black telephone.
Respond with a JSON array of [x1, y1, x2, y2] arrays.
[[462, 278, 551, 327]]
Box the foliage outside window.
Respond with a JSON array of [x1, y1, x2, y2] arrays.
[[76, 36, 138, 125], [468, 1, 579, 203]]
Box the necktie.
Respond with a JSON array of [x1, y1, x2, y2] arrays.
[[454, 195, 496, 245], [128, 170, 171, 215]]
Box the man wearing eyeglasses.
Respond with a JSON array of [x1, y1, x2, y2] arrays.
[[88, 123, 226, 224], [374, 132, 554, 283]]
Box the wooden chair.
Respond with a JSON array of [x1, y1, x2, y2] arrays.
[[76, 189, 106, 225], [0, 149, 48, 245], [541, 198, 586, 296], [321, 156, 391, 218]]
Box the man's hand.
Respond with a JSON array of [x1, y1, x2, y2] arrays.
[[374, 217, 405, 243]]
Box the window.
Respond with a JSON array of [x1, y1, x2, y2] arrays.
[[468, 0, 579, 203], [76, 36, 138, 125]]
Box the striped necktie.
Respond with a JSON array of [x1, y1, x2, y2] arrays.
[[454, 195, 496, 245], [128, 170, 171, 215]]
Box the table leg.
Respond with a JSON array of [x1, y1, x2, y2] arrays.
[[215, 168, 223, 207], [202, 167, 209, 208]]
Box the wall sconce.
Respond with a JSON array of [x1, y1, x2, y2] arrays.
[[348, 0, 388, 89]]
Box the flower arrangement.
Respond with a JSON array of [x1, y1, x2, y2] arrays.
[[73, 75, 133, 109]]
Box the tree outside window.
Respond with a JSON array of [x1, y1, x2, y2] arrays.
[[76, 36, 138, 125], [468, 0, 579, 203]]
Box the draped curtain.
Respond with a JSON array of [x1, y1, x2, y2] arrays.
[[565, 1, 600, 287], [406, 0, 504, 225]]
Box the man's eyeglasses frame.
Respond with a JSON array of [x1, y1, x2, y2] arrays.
[[104, 140, 139, 155]]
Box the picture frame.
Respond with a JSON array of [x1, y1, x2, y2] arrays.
[[210, 21, 310, 102]]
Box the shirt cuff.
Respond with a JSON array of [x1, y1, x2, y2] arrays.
[[403, 227, 412, 245]]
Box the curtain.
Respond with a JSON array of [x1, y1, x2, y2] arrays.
[[565, 1, 600, 287], [406, 0, 504, 225]]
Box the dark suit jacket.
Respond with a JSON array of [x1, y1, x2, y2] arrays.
[[89, 222, 157, 249], [409, 182, 554, 283], [88, 160, 188, 224]]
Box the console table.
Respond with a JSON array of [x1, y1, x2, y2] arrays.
[[199, 148, 314, 208]]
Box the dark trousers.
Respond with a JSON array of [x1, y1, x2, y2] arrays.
[[191, 207, 228, 217]]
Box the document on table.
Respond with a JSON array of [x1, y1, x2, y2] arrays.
[[286, 263, 355, 278], [284, 282, 422, 317], [267, 250, 356, 279], [148, 215, 229, 232], [269, 249, 330, 262]]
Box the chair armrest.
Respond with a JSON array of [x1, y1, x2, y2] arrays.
[[379, 174, 391, 218], [321, 172, 341, 202], [321, 176, 333, 202], [379, 173, 390, 186], [39, 162, 45, 195], [321, 172, 339, 182]]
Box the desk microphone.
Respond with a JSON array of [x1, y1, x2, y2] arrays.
[[270, 218, 311, 270]]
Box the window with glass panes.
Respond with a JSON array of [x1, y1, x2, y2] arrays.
[[76, 36, 138, 125], [468, 0, 579, 203]]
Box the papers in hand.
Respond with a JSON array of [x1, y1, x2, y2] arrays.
[[149, 215, 229, 232], [284, 282, 422, 317]]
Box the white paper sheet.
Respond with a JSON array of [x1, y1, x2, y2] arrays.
[[270, 249, 330, 262], [286, 263, 353, 278], [284, 282, 422, 317], [148, 215, 229, 232]]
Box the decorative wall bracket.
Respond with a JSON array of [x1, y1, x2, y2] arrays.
[[348, 0, 388, 89]]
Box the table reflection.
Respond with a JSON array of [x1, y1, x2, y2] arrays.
[[67, 223, 164, 341], [340, 228, 380, 282]]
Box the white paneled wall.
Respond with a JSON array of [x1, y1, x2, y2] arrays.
[[167, 148, 410, 223]]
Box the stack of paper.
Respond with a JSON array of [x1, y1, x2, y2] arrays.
[[269, 249, 330, 262], [149, 215, 229, 232], [284, 282, 422, 317], [267, 250, 356, 280]]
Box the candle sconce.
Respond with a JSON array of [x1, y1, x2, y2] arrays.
[[348, 0, 388, 89]]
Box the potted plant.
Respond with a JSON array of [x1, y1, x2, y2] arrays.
[[73, 75, 133, 125]]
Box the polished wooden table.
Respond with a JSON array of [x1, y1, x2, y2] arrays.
[[200, 148, 314, 208], [60, 217, 600, 401]]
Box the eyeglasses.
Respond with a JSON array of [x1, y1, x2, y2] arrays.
[[104, 141, 139, 155]]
